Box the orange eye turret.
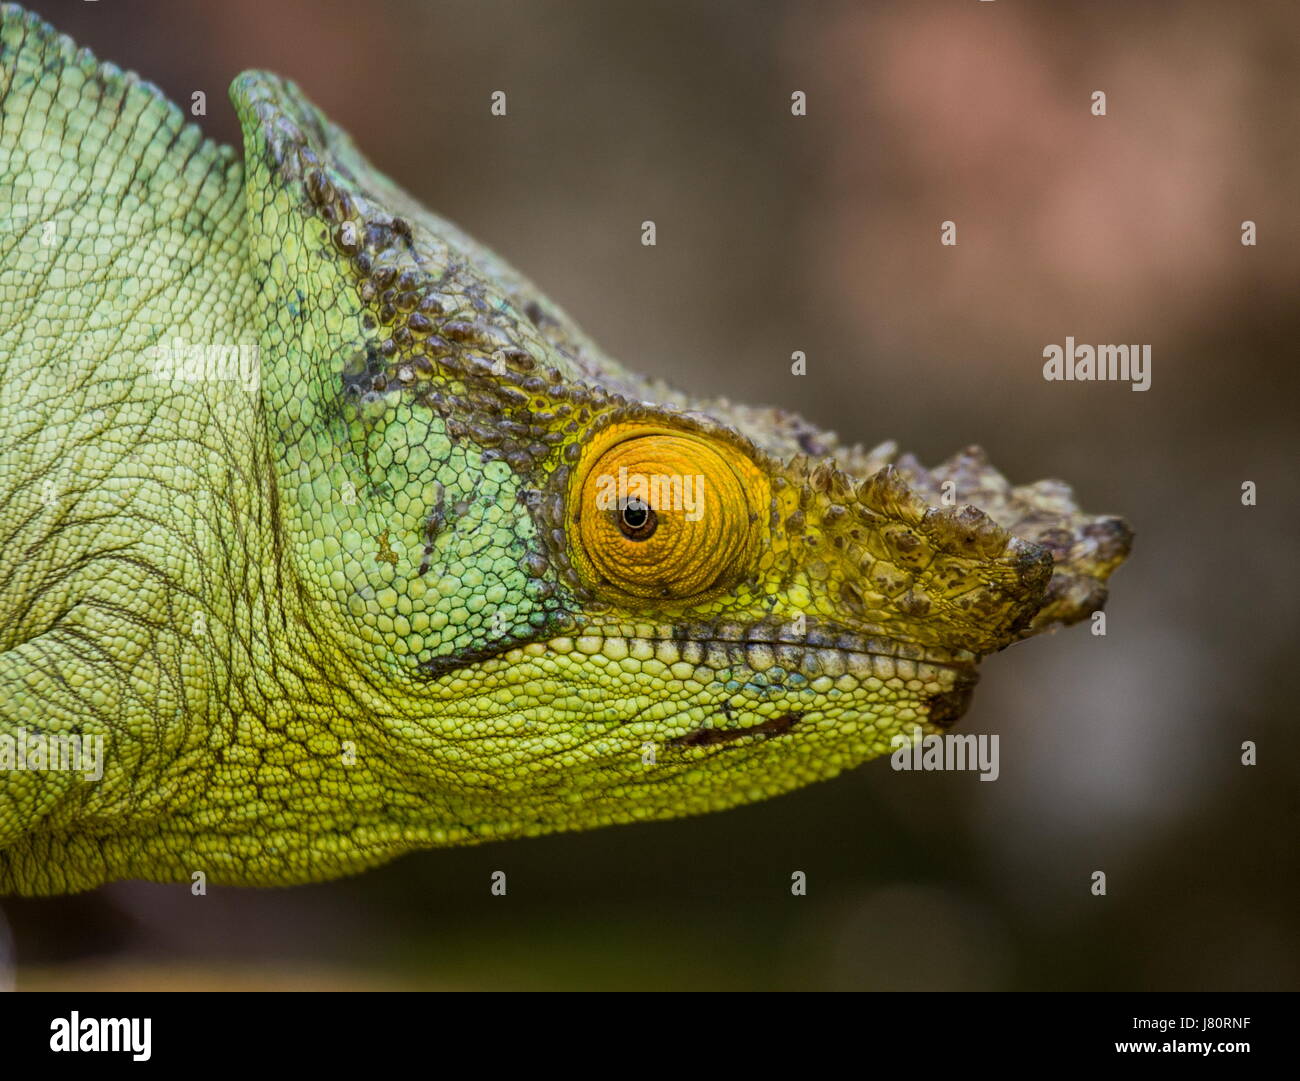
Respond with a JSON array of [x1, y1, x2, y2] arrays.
[[570, 428, 768, 601]]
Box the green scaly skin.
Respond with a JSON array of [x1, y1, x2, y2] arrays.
[[0, 6, 1131, 895]]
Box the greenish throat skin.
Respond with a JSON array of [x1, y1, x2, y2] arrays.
[[0, 5, 1130, 895]]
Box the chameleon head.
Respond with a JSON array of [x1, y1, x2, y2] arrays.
[[0, 6, 1133, 892], [226, 71, 1132, 866]]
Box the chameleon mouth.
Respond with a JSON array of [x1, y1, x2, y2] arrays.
[[462, 621, 982, 734], [420, 619, 978, 683]]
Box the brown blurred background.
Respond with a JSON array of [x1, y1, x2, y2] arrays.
[[6, 0, 1298, 990]]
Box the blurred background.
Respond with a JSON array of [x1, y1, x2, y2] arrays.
[[6, 0, 1297, 990]]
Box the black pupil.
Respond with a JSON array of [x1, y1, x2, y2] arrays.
[[619, 498, 656, 539]]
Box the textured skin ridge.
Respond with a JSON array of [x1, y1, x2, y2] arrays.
[[0, 5, 1131, 894]]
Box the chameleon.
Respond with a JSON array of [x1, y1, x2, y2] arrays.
[[0, 4, 1130, 895]]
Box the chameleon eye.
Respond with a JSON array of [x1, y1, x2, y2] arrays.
[[571, 430, 767, 600]]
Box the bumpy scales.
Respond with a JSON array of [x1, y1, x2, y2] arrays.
[[0, 5, 1131, 894]]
